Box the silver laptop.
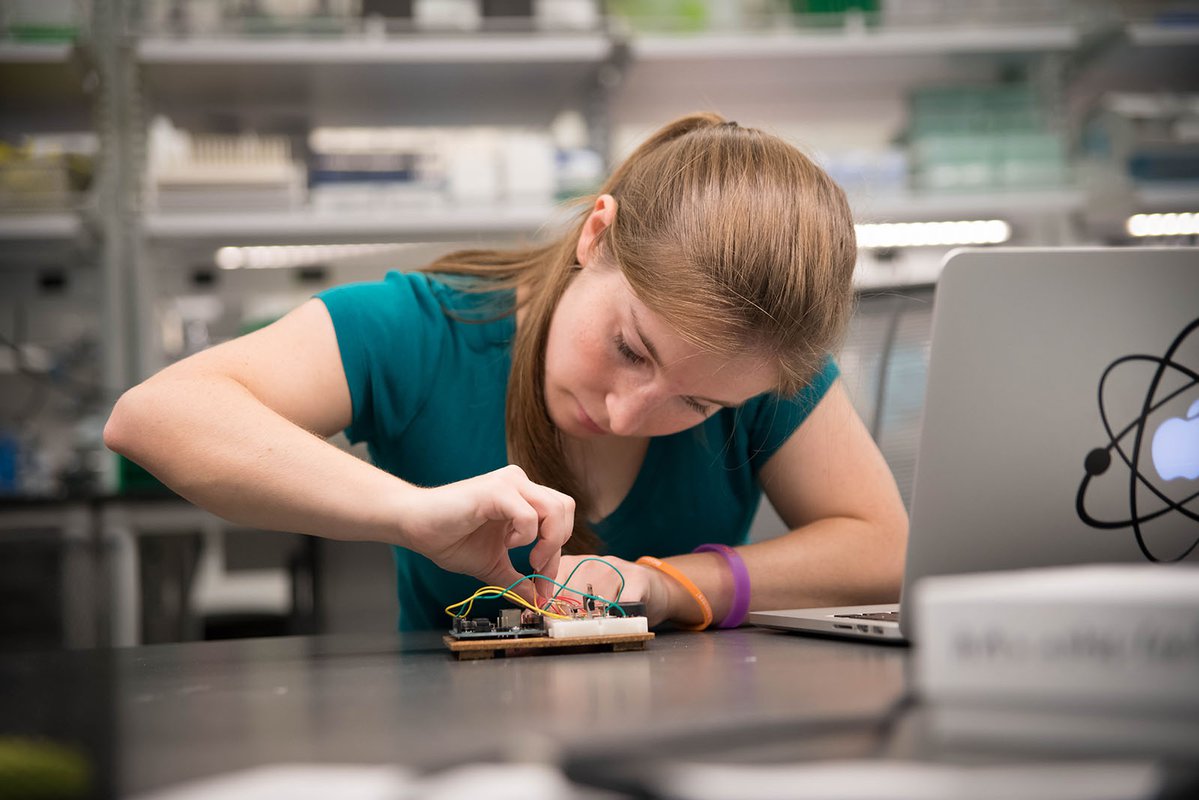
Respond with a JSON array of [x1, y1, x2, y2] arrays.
[[748, 246, 1199, 643]]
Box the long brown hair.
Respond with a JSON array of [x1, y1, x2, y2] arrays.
[[424, 112, 857, 553]]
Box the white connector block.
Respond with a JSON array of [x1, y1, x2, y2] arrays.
[[545, 616, 649, 639]]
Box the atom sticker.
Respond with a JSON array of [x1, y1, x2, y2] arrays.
[[1076, 317, 1199, 562]]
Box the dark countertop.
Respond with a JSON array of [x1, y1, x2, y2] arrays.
[[5, 628, 1195, 798], [1, 628, 909, 796]]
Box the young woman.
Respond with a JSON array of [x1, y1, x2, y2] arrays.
[[104, 112, 908, 631]]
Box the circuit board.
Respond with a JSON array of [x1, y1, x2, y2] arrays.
[[445, 603, 653, 660]]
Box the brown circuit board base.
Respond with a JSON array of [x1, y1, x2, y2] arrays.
[[443, 631, 655, 660]]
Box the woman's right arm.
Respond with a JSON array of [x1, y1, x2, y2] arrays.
[[103, 298, 572, 591]]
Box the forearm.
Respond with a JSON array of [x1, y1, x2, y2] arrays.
[[105, 374, 409, 545], [659, 516, 907, 627]]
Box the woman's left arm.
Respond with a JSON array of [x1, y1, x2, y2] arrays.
[[553, 380, 908, 627], [656, 379, 909, 626]]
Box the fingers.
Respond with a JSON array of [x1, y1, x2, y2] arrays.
[[486, 464, 574, 575], [475, 466, 575, 605], [520, 483, 574, 604], [527, 489, 573, 580], [481, 563, 537, 605], [485, 475, 540, 547]]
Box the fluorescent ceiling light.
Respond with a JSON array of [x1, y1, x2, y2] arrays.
[[854, 220, 1011, 249], [1126, 212, 1199, 237], [213, 219, 1013, 270], [214, 243, 413, 270]]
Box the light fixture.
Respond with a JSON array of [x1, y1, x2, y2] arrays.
[[854, 220, 1011, 249], [214, 243, 413, 270], [1126, 212, 1199, 238]]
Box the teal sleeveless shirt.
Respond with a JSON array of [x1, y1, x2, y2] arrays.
[[317, 271, 838, 630]]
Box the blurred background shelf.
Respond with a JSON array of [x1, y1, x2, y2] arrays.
[[137, 32, 613, 63], [142, 192, 1092, 244], [1126, 22, 1199, 46], [138, 32, 615, 129], [0, 42, 74, 62], [631, 24, 1079, 59], [849, 188, 1085, 221], [0, 212, 81, 240], [143, 205, 561, 244], [1133, 183, 1199, 210]]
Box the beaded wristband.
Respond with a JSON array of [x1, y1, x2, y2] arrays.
[[635, 556, 713, 631], [692, 543, 751, 628]]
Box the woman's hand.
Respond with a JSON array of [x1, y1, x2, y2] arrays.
[[398, 465, 575, 603], [550, 555, 676, 626]]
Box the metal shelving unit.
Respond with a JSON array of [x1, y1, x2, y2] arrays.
[[5, 4, 1196, 396], [121, 9, 623, 381]]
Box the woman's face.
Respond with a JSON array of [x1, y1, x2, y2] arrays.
[[544, 260, 778, 440]]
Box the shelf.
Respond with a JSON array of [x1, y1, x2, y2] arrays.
[[140, 191, 1088, 245], [0, 212, 80, 240], [631, 25, 1078, 60], [0, 42, 73, 63], [1126, 23, 1199, 48], [143, 205, 561, 244], [138, 33, 615, 128], [138, 33, 612, 64], [0, 41, 89, 118], [849, 188, 1084, 222], [1133, 184, 1199, 212]]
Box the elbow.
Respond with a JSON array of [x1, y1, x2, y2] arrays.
[[103, 384, 150, 459]]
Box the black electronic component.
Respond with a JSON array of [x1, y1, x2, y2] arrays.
[[609, 601, 646, 618], [452, 617, 496, 634], [449, 609, 546, 640]]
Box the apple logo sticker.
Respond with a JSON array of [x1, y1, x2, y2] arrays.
[[1076, 318, 1199, 562], [1152, 398, 1199, 482]]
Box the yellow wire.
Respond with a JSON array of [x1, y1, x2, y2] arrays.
[[445, 586, 572, 620], [455, 589, 570, 620]]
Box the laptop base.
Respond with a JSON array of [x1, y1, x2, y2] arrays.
[[747, 604, 905, 643]]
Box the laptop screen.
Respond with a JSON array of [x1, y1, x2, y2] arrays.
[[900, 247, 1198, 637]]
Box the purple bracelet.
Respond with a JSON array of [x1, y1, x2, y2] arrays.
[[692, 543, 751, 628]]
